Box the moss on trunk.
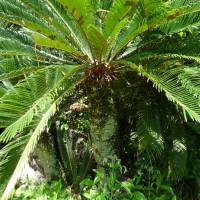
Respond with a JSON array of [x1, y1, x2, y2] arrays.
[[89, 87, 119, 166]]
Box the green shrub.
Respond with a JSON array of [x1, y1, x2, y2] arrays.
[[13, 160, 177, 200], [13, 181, 81, 200]]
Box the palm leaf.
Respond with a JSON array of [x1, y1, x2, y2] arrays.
[[32, 32, 84, 59], [132, 53, 200, 64], [0, 65, 81, 141], [0, 65, 47, 81], [1, 103, 57, 200], [44, 0, 93, 62], [0, 135, 30, 185], [20, 0, 73, 40], [110, 1, 200, 61], [58, 0, 94, 29], [0, 0, 61, 39], [103, 0, 137, 37], [0, 66, 83, 200], [121, 61, 200, 123], [87, 25, 108, 61]]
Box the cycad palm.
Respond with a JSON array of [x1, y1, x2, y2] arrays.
[[0, 0, 200, 199]]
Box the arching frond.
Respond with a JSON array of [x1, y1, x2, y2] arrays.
[[0, 57, 42, 74], [110, 1, 200, 61], [0, 0, 61, 39], [0, 135, 29, 185], [159, 12, 200, 34], [0, 65, 83, 200], [178, 67, 200, 98], [44, 0, 93, 62], [1, 103, 57, 200], [20, 0, 73, 38], [0, 65, 81, 141], [0, 65, 46, 81], [159, 1, 200, 33], [130, 33, 200, 60], [0, 27, 62, 63], [132, 53, 200, 65], [0, 38, 35, 57], [121, 61, 200, 123]]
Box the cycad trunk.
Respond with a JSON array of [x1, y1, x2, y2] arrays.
[[89, 88, 119, 166], [21, 130, 60, 183]]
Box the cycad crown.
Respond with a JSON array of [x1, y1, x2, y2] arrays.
[[0, 0, 200, 199]]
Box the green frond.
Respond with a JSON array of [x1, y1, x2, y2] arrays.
[[44, 0, 93, 62], [58, 0, 94, 29], [158, 1, 200, 33], [1, 103, 57, 200], [121, 61, 200, 123], [87, 25, 108, 61], [56, 131, 77, 184], [103, 0, 137, 37], [0, 27, 32, 46], [0, 66, 42, 81], [133, 53, 200, 64], [20, 0, 72, 40], [159, 12, 200, 34], [0, 65, 81, 141], [90, 0, 113, 12], [0, 57, 42, 74], [109, 1, 200, 61], [0, 135, 30, 185], [89, 0, 113, 27], [0, 0, 91, 61], [0, 27, 64, 62], [0, 1, 61, 40], [0, 65, 55, 81], [109, 1, 181, 61], [32, 32, 84, 59], [0, 66, 83, 200], [132, 34, 200, 59], [105, 17, 128, 61], [0, 84, 7, 98], [0, 38, 35, 57], [178, 67, 200, 98], [0, 33, 66, 63]]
